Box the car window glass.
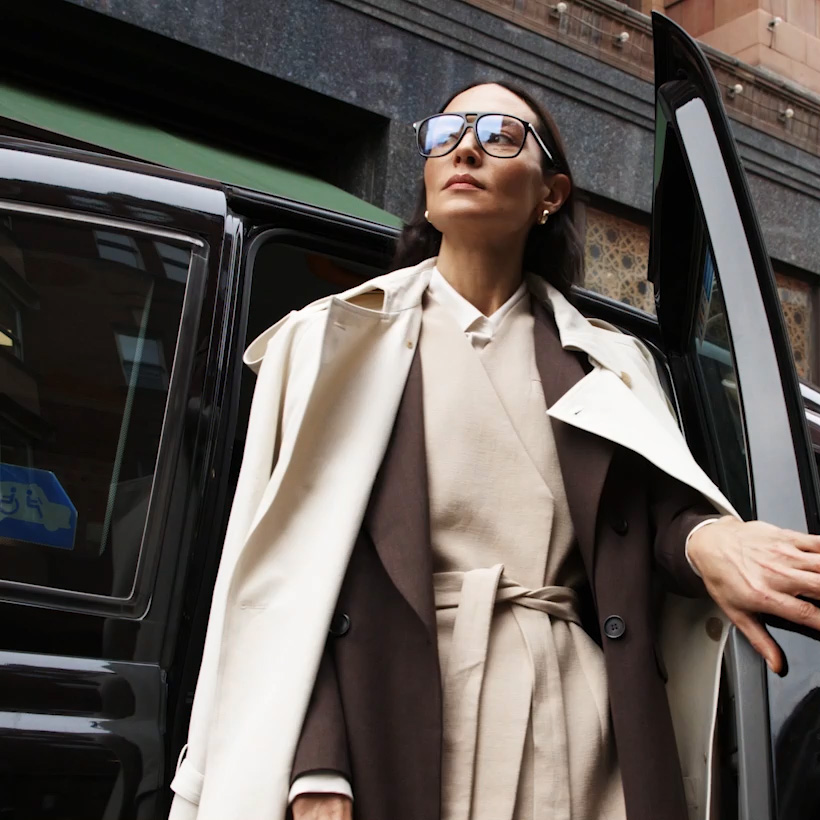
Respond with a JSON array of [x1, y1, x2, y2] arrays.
[[0, 211, 190, 596], [691, 242, 752, 520]]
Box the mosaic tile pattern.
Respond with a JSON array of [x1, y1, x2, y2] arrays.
[[582, 207, 654, 314], [775, 272, 813, 380], [582, 208, 816, 380]]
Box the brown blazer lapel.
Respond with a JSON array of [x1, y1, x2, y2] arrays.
[[532, 300, 614, 575], [364, 348, 436, 640]]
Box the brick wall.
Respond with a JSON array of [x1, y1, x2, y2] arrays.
[[666, 0, 820, 94]]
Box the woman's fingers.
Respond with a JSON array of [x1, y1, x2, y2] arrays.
[[785, 546, 820, 574], [756, 590, 820, 632], [791, 530, 820, 554], [781, 567, 820, 599], [689, 518, 820, 671], [731, 610, 783, 674]]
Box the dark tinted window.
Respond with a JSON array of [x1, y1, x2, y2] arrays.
[[691, 243, 752, 520], [0, 211, 190, 596]]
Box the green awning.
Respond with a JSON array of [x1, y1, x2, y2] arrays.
[[0, 81, 401, 227]]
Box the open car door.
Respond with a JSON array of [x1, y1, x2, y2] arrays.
[[651, 13, 820, 820]]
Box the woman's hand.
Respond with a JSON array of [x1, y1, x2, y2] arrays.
[[291, 794, 352, 820], [687, 517, 820, 674]]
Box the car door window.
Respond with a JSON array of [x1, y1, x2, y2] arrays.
[[0, 209, 191, 597], [691, 242, 752, 520]]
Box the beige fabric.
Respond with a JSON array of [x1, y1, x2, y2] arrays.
[[420, 291, 627, 820], [170, 258, 739, 820]]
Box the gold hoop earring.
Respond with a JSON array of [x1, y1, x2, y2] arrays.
[[424, 210, 430, 222], [538, 208, 550, 225]]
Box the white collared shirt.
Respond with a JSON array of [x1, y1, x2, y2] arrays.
[[426, 266, 529, 350]]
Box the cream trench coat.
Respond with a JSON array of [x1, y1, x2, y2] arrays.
[[169, 257, 739, 820]]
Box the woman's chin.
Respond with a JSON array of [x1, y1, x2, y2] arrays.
[[434, 210, 518, 241], [435, 206, 504, 226]]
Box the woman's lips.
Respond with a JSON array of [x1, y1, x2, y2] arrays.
[[444, 174, 485, 190]]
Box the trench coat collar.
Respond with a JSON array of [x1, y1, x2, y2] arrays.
[[244, 256, 627, 383], [371, 259, 629, 379]]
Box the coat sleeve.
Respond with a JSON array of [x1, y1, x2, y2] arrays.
[[290, 641, 352, 787], [647, 463, 722, 598], [169, 312, 302, 818], [625, 334, 732, 597]]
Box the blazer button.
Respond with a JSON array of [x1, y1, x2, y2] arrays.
[[611, 515, 629, 536], [329, 613, 351, 637], [603, 615, 626, 640]]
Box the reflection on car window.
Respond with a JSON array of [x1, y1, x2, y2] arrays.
[[0, 211, 190, 596], [692, 244, 752, 520]]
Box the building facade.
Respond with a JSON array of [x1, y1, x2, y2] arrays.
[[3, 0, 820, 379]]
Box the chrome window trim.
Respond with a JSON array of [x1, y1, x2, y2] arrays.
[[0, 199, 205, 247]]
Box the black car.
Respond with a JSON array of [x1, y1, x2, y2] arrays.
[[0, 14, 817, 820]]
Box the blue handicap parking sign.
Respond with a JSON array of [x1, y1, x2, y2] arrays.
[[0, 463, 77, 550]]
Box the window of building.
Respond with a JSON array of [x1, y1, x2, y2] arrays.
[[155, 240, 190, 283], [0, 287, 22, 358], [94, 229, 145, 270], [115, 333, 169, 391]]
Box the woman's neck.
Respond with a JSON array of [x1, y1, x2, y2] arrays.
[[435, 237, 526, 317]]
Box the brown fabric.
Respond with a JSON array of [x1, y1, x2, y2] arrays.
[[291, 305, 718, 820], [289, 643, 351, 781]]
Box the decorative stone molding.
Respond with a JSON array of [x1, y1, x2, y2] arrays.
[[463, 0, 820, 156]]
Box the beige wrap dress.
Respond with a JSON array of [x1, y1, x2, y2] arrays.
[[420, 274, 627, 820]]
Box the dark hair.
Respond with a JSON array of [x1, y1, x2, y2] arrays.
[[392, 81, 584, 297]]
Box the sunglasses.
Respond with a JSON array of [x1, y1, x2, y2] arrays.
[[413, 112, 558, 165]]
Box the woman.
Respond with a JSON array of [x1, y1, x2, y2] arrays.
[[170, 82, 820, 820]]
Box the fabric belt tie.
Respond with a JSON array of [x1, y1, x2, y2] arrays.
[[434, 564, 581, 820]]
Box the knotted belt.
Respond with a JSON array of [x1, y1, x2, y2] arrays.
[[434, 564, 582, 820]]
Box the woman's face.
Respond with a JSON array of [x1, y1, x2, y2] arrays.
[[423, 84, 566, 244]]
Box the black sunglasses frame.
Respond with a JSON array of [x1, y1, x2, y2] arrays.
[[412, 112, 558, 167]]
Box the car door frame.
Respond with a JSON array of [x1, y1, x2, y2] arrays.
[[650, 13, 820, 820], [0, 136, 236, 818]]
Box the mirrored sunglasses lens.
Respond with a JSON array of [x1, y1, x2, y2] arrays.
[[419, 115, 464, 156], [476, 115, 526, 156]]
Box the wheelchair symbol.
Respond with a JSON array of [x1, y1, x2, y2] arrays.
[[0, 486, 19, 517], [0, 482, 72, 532]]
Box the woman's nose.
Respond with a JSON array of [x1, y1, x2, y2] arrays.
[[453, 128, 482, 166]]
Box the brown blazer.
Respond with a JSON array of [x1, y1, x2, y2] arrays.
[[291, 303, 717, 820]]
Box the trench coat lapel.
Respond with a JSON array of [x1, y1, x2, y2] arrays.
[[365, 348, 436, 641], [532, 300, 614, 574]]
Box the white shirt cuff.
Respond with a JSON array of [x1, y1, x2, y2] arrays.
[[684, 518, 721, 577], [288, 773, 353, 804]]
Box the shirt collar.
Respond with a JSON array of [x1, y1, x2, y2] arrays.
[[427, 266, 529, 338]]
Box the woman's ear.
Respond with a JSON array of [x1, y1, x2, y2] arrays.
[[542, 173, 572, 215]]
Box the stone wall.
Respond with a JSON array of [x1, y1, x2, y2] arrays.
[[63, 0, 820, 379]]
